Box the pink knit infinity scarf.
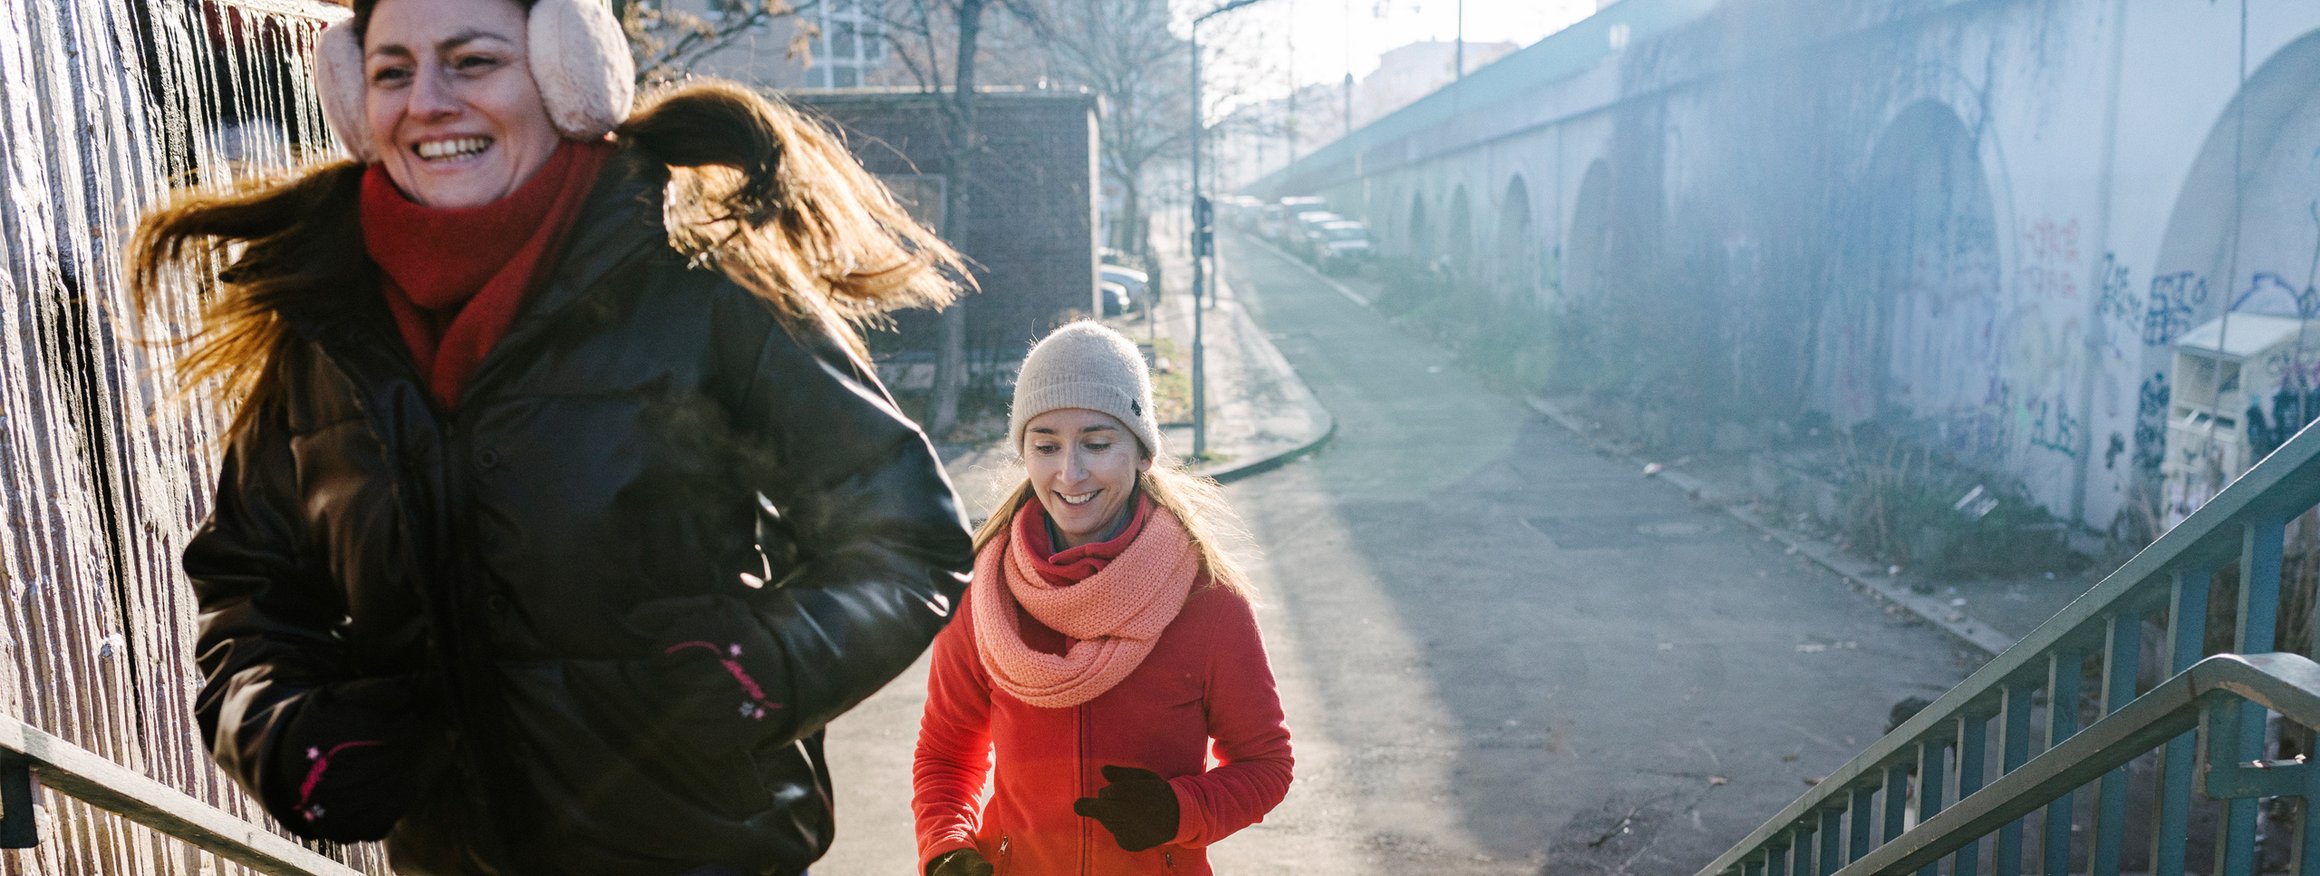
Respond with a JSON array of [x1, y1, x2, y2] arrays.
[[972, 502, 1202, 709]]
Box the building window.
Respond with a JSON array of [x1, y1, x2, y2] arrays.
[[809, 2, 882, 88]]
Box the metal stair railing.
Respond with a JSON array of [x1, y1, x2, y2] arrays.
[[1700, 417, 2320, 876], [0, 713, 361, 875]]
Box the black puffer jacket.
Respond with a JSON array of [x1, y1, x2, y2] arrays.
[[186, 155, 973, 875]]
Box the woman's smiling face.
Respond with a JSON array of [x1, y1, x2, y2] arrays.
[[362, 0, 561, 208], [1023, 408, 1152, 549]]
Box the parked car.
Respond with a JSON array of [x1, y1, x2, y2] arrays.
[[1100, 263, 1151, 311], [1267, 196, 1329, 242], [1311, 220, 1374, 275], [1099, 280, 1134, 317], [1223, 195, 1267, 230], [1289, 210, 1345, 260]]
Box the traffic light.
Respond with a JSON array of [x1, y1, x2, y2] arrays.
[[1194, 195, 1214, 257]]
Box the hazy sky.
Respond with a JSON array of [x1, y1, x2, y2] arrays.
[[1222, 0, 1599, 89]]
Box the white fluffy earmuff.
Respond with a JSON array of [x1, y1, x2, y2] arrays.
[[315, 19, 374, 161], [310, 0, 636, 163]]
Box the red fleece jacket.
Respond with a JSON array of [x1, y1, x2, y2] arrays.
[[913, 518, 1293, 875]]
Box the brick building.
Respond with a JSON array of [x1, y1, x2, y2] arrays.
[[789, 89, 1101, 388]]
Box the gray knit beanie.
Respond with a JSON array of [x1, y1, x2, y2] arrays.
[[1009, 321, 1163, 458]]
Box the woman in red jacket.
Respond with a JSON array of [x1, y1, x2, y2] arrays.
[[914, 321, 1294, 875]]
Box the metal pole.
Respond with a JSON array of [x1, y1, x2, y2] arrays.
[[1191, 25, 1207, 460], [1188, 0, 1270, 462]]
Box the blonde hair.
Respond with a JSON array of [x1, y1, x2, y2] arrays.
[[130, 80, 966, 437], [973, 459, 1255, 599]]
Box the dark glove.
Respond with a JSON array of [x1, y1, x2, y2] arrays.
[[926, 848, 995, 876], [265, 675, 443, 842], [622, 596, 792, 755], [1072, 765, 1180, 852]]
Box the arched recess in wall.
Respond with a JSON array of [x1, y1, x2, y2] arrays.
[[1446, 185, 1474, 280], [1406, 191, 1432, 261], [1495, 175, 1535, 306], [1565, 160, 1615, 318], [2149, 27, 2320, 492], [1814, 100, 2001, 445]]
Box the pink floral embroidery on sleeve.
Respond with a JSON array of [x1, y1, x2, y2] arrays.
[[666, 641, 785, 719]]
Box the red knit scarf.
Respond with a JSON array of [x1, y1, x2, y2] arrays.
[[972, 495, 1202, 709], [360, 139, 614, 408]]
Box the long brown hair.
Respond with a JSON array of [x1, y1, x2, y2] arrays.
[[129, 80, 968, 436], [972, 461, 1257, 599]]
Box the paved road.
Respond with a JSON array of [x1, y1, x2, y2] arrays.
[[1196, 235, 1977, 874], [817, 234, 1979, 874]]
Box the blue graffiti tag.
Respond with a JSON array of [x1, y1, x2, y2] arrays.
[[2096, 253, 2135, 324], [2133, 372, 2170, 478], [2245, 377, 2320, 462], [2030, 395, 2083, 458], [2230, 272, 2320, 320], [2144, 272, 2209, 347]]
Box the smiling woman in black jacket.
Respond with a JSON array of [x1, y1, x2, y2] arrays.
[[125, 0, 972, 872]]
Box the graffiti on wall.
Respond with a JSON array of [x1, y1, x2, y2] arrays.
[[2144, 271, 2210, 347], [2232, 272, 2320, 320], [2016, 216, 2082, 301], [2247, 341, 2320, 459], [2246, 378, 2320, 459], [2095, 252, 2136, 362], [2135, 371, 2170, 479], [2028, 394, 2085, 458]]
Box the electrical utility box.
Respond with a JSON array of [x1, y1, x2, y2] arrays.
[[2161, 314, 2320, 526]]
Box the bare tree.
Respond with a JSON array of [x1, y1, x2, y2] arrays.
[[613, 0, 818, 86], [1020, 0, 1190, 258], [870, 0, 1038, 436]]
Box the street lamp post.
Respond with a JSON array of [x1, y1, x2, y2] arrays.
[[1189, 0, 1269, 461], [1454, 0, 1464, 81]]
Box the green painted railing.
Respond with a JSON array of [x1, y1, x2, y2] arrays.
[[1703, 418, 2320, 876], [0, 714, 360, 875]]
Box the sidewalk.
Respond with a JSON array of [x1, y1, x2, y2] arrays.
[[937, 244, 1336, 521]]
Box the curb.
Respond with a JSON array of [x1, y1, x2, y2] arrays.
[[1525, 396, 2015, 658], [1187, 270, 1339, 485], [1204, 416, 1338, 485]]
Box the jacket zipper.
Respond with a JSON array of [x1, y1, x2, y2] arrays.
[[1078, 703, 1091, 875], [998, 835, 1012, 875], [315, 340, 467, 706]]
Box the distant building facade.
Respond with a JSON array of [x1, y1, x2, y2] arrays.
[[1214, 38, 1517, 192], [1353, 39, 1518, 131], [652, 0, 890, 89]]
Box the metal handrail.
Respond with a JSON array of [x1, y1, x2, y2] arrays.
[[1701, 416, 2320, 876], [0, 714, 361, 875], [1839, 653, 2320, 875]]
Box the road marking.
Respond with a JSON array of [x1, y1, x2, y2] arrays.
[[1231, 234, 1373, 309]]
